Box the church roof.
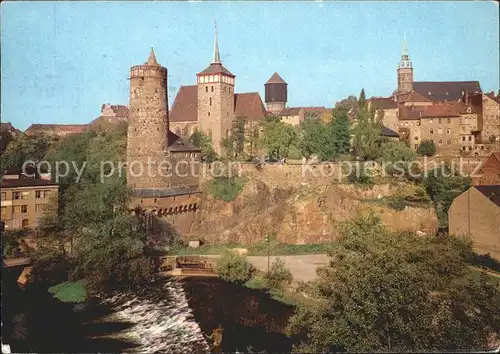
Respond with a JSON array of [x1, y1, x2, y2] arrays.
[[234, 92, 268, 121], [266, 72, 287, 85], [197, 63, 234, 77], [169, 86, 267, 122], [413, 81, 482, 102], [278, 107, 301, 116], [368, 97, 398, 109], [170, 85, 198, 122]]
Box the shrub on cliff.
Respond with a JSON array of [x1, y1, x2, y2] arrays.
[[208, 176, 246, 202], [216, 250, 255, 284], [287, 215, 500, 353], [417, 139, 436, 157], [265, 258, 293, 293]]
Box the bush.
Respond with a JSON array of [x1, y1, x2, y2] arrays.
[[265, 258, 293, 293], [215, 250, 255, 284], [48, 280, 88, 303], [208, 176, 246, 202], [347, 167, 374, 188], [417, 140, 436, 157]]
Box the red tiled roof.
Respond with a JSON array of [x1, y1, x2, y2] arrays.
[[399, 102, 465, 120], [234, 92, 267, 121], [421, 103, 462, 118], [265, 72, 287, 84], [197, 63, 234, 77], [279, 107, 301, 116], [0, 122, 21, 136], [368, 97, 398, 109], [413, 81, 482, 102], [398, 91, 433, 103], [25, 124, 88, 135], [169, 86, 198, 122]]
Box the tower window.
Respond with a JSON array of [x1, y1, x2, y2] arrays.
[[210, 97, 212, 106], [206, 86, 208, 93], [211, 86, 214, 92]]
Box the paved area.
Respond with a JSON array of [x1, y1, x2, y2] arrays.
[[204, 254, 329, 283], [247, 254, 329, 283]]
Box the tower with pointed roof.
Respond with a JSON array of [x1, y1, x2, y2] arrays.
[[196, 23, 235, 155], [265, 72, 288, 114], [127, 48, 170, 191], [397, 34, 414, 95]]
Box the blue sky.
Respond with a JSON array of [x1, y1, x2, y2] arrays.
[[1, 1, 499, 130]]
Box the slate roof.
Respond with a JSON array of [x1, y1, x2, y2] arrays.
[[474, 185, 500, 207], [197, 63, 234, 77], [167, 130, 201, 152], [234, 93, 268, 121], [381, 126, 399, 137], [170, 86, 198, 122], [413, 81, 482, 102], [265, 72, 287, 85], [0, 178, 58, 188]]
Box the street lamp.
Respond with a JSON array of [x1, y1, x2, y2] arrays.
[[265, 234, 270, 274]]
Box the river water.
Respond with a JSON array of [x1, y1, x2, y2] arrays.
[[2, 269, 293, 353]]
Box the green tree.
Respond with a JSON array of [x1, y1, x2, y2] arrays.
[[215, 250, 255, 284], [352, 107, 383, 160], [260, 116, 297, 160], [0, 133, 56, 172], [424, 163, 471, 227], [265, 257, 293, 294], [287, 215, 500, 353], [330, 107, 351, 156], [335, 95, 358, 112], [189, 130, 218, 162], [380, 140, 417, 177], [358, 88, 366, 110], [417, 139, 437, 157]]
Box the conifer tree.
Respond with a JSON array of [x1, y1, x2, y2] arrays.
[[330, 107, 351, 156]]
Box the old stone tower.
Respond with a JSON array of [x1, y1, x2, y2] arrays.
[[197, 24, 235, 155], [397, 35, 414, 94], [127, 48, 170, 191], [265, 72, 288, 114]]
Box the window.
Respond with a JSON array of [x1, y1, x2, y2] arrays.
[[438, 118, 442, 124], [205, 86, 208, 92], [462, 146, 466, 151], [211, 86, 214, 92], [447, 129, 451, 134], [481, 145, 484, 150], [468, 136, 472, 141], [1, 192, 5, 201], [43, 190, 52, 198], [209, 97, 212, 106], [21, 205, 28, 213], [36, 190, 42, 198], [430, 128, 434, 134], [447, 118, 451, 124], [414, 136, 419, 141], [35, 204, 47, 213], [21, 191, 29, 200], [462, 136, 466, 141], [469, 146, 472, 151], [438, 139, 443, 145], [13, 192, 20, 200], [208, 112, 210, 117]]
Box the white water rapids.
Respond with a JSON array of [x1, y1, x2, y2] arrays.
[[98, 279, 209, 353]]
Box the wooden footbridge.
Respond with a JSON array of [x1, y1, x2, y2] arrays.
[[155, 255, 218, 278]]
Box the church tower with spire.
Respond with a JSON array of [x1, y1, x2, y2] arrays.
[[127, 48, 170, 191], [397, 35, 414, 94], [196, 23, 235, 155]]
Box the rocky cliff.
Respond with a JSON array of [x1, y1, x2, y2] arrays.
[[190, 166, 438, 244]]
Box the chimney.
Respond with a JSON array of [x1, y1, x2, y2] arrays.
[[463, 90, 469, 106]]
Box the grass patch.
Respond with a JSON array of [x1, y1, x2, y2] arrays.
[[361, 195, 432, 211], [48, 280, 88, 303], [467, 266, 500, 283], [169, 242, 330, 256], [208, 176, 246, 202]]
